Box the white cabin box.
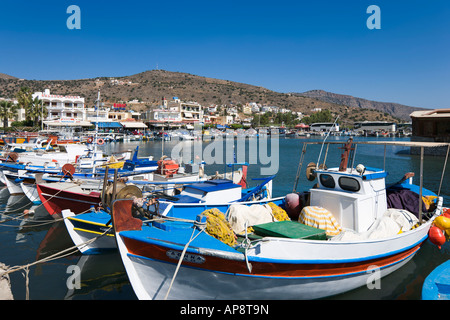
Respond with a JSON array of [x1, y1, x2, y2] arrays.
[[179, 179, 242, 203], [310, 167, 388, 233]]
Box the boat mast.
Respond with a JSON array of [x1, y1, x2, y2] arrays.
[[316, 116, 339, 167], [93, 89, 100, 173]]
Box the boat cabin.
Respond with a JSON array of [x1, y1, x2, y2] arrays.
[[175, 179, 242, 203], [310, 166, 388, 233]]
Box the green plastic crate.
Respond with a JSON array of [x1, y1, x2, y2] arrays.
[[252, 221, 327, 240]]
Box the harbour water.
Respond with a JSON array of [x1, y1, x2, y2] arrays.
[[1, 136, 449, 300]]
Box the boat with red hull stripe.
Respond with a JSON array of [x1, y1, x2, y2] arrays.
[[110, 140, 449, 300], [37, 182, 101, 218]]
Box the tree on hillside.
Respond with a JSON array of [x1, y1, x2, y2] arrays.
[[16, 87, 32, 109], [30, 96, 45, 127], [0, 100, 18, 129], [15, 87, 45, 127], [302, 109, 334, 125]]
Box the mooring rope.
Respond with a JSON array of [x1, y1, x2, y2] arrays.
[[0, 226, 112, 299], [163, 219, 207, 300]]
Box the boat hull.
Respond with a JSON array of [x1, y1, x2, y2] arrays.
[[4, 175, 24, 195], [20, 182, 41, 204], [422, 260, 450, 300], [62, 210, 115, 254], [113, 200, 437, 300], [116, 231, 422, 300], [37, 183, 101, 219]]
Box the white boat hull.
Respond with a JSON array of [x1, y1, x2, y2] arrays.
[[115, 213, 434, 300], [62, 210, 115, 254], [20, 182, 40, 204], [5, 176, 24, 195], [122, 248, 416, 300]]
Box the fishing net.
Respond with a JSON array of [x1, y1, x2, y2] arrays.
[[201, 208, 237, 246], [267, 202, 290, 222]]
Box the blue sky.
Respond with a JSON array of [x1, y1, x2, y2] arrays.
[[0, 0, 448, 109]]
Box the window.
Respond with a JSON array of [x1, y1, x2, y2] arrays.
[[319, 174, 335, 189], [339, 177, 360, 192]]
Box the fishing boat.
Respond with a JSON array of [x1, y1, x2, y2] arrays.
[[1, 145, 158, 203], [39, 159, 209, 219], [2, 136, 50, 153], [62, 175, 275, 254], [0, 143, 103, 168], [36, 169, 155, 219], [110, 139, 449, 300], [54, 160, 252, 220], [422, 259, 450, 300]]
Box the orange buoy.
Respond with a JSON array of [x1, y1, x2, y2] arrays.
[[429, 226, 446, 249], [443, 207, 450, 219], [97, 138, 105, 145]]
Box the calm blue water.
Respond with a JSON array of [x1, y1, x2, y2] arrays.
[[1, 136, 449, 300]]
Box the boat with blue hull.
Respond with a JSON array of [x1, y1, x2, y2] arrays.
[[108, 139, 449, 300], [422, 259, 450, 300], [0, 146, 159, 203], [62, 176, 275, 254]]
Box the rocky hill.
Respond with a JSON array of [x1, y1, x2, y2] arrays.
[[296, 90, 425, 121], [0, 70, 415, 125], [0, 73, 18, 80]]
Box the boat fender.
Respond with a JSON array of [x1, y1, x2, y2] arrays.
[[443, 207, 450, 218], [434, 216, 450, 231], [97, 138, 105, 145], [428, 226, 446, 249], [285, 193, 303, 220]]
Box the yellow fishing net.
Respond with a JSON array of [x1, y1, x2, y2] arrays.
[[267, 202, 290, 221], [201, 208, 237, 246], [423, 196, 438, 211]]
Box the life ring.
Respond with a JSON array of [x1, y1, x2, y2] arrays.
[[87, 137, 93, 144], [97, 138, 105, 145]]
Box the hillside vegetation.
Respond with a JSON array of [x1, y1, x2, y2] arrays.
[[0, 70, 416, 126]]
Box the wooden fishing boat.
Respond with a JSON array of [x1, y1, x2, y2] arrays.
[[422, 259, 450, 300], [38, 182, 104, 218], [110, 139, 450, 300], [62, 176, 274, 254]]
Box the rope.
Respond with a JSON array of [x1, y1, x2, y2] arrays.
[[163, 219, 206, 300], [0, 206, 93, 228], [0, 225, 112, 299], [0, 181, 83, 216]]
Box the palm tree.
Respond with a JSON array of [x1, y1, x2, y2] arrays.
[[16, 87, 32, 121], [30, 96, 43, 127], [15, 87, 46, 127], [0, 100, 18, 129]]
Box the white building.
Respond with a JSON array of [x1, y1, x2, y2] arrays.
[[34, 89, 94, 129], [150, 109, 182, 122], [249, 102, 260, 113], [34, 89, 85, 121], [145, 97, 203, 130], [261, 106, 272, 113], [310, 122, 340, 132]]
